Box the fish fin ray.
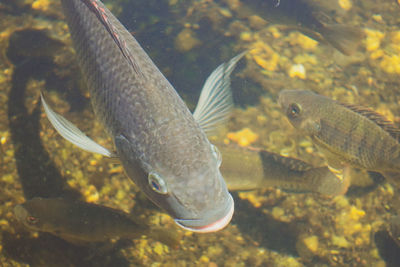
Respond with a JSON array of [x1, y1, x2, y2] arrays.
[[193, 52, 246, 134], [41, 93, 113, 157], [320, 24, 363, 55], [339, 102, 400, 140]]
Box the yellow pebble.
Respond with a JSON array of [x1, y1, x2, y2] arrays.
[[380, 54, 400, 74], [32, 0, 51, 11], [364, 28, 385, 52], [240, 32, 253, 41], [303, 236, 319, 253], [219, 8, 232, 18], [153, 243, 165, 256], [84, 185, 99, 203], [289, 33, 318, 50], [199, 255, 210, 263], [271, 207, 285, 219], [372, 14, 383, 23], [349, 206, 365, 221], [339, 0, 352, 11], [0, 219, 9, 227], [227, 128, 259, 147], [288, 64, 306, 79], [268, 26, 281, 39]]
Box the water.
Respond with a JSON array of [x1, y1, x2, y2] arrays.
[[0, 0, 400, 266]]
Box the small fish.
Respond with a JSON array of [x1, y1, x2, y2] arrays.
[[219, 144, 349, 196], [242, 0, 363, 55], [14, 198, 179, 247], [41, 0, 245, 233], [278, 90, 400, 187]]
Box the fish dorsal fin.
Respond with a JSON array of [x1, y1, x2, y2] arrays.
[[83, 0, 143, 77], [41, 93, 114, 157], [339, 102, 400, 141], [259, 150, 313, 172], [193, 52, 246, 134]]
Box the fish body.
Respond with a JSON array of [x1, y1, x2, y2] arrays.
[[243, 0, 362, 55], [278, 90, 400, 182], [219, 144, 348, 195], [55, 0, 241, 232], [14, 198, 178, 247]]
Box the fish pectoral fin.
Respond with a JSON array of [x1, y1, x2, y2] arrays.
[[193, 52, 246, 134], [40, 93, 113, 157]]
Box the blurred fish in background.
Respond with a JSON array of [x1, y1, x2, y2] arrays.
[[238, 0, 363, 55]]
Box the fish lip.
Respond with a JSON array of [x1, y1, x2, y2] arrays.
[[173, 194, 234, 233]]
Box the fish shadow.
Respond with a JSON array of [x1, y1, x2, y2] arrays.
[[2, 230, 131, 267], [232, 193, 299, 256], [3, 29, 132, 267], [374, 230, 400, 267], [7, 57, 73, 199]]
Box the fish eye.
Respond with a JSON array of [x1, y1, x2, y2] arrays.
[[287, 103, 302, 118], [26, 216, 39, 225], [148, 172, 168, 195], [211, 144, 222, 167]]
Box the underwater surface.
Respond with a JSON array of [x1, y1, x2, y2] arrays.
[[0, 0, 400, 266]]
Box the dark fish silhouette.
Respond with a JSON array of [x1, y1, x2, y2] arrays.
[[14, 198, 179, 247], [243, 0, 363, 55]]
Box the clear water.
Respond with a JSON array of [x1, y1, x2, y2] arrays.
[[0, 0, 400, 266]]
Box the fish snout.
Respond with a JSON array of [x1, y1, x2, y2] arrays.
[[174, 193, 234, 233]]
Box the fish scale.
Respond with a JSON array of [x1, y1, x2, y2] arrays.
[[62, 0, 211, 188], [57, 0, 236, 232], [278, 90, 400, 176]]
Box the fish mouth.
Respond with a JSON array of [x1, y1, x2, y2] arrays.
[[174, 194, 234, 233]]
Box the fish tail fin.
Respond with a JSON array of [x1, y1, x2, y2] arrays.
[[315, 166, 351, 196], [148, 227, 182, 249], [320, 24, 363, 55]]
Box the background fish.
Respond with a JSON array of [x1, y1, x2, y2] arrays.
[[41, 0, 245, 233], [278, 90, 400, 187], [219, 144, 349, 196], [240, 0, 363, 55], [14, 198, 179, 247]]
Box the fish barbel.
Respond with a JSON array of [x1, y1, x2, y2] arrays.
[[41, 0, 245, 232], [278, 90, 400, 186]]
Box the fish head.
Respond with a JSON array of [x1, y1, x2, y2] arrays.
[[278, 89, 322, 135], [168, 156, 234, 233], [115, 135, 234, 233], [13, 198, 60, 234]]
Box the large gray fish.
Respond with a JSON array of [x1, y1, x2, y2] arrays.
[[14, 198, 179, 247], [41, 0, 245, 232]]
